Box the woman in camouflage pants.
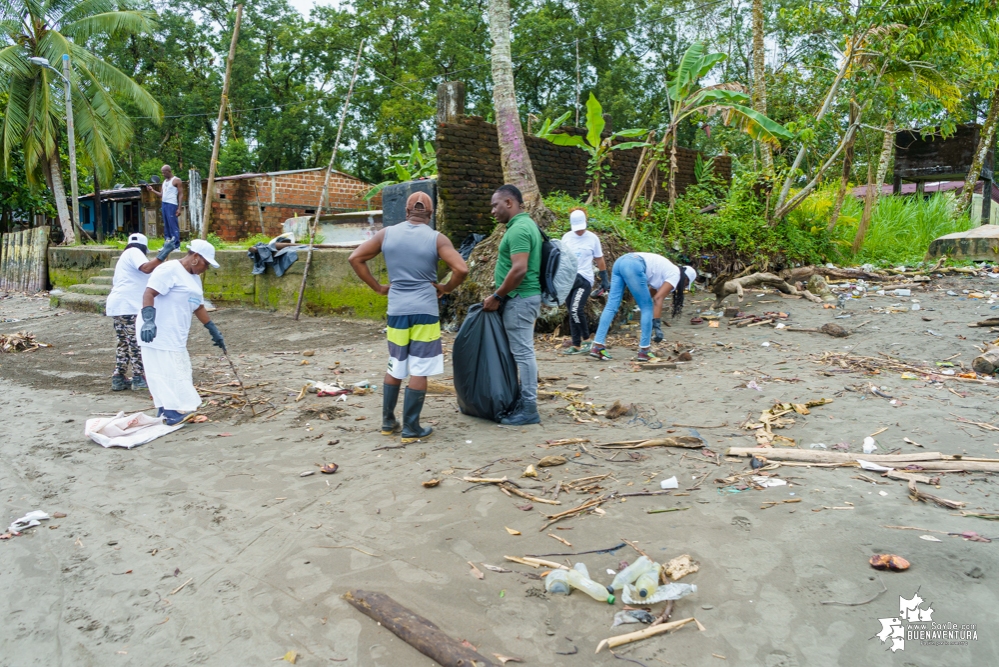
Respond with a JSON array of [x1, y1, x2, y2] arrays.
[[112, 315, 144, 385]]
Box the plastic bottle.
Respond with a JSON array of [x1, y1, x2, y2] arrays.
[[544, 569, 570, 595], [634, 564, 661, 599], [566, 567, 615, 604], [608, 556, 653, 592]]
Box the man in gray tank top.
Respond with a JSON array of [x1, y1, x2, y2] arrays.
[[349, 192, 468, 443]]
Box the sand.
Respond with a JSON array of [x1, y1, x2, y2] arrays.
[[2, 276, 998, 666]]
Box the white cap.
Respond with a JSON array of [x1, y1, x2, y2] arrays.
[[128, 233, 148, 246], [569, 209, 587, 231], [683, 266, 697, 288], [188, 238, 219, 268]]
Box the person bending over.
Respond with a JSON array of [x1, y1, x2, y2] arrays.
[[589, 253, 696, 362]]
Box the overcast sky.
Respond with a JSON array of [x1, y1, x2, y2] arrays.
[[287, 0, 334, 15]]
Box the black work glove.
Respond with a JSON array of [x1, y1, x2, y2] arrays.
[[598, 269, 610, 292], [140, 306, 157, 343], [204, 321, 226, 352], [156, 239, 177, 261], [652, 318, 664, 343]]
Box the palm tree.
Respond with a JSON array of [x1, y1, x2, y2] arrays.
[[0, 0, 162, 243], [487, 0, 554, 226]]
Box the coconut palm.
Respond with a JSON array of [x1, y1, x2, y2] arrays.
[[0, 0, 162, 243]]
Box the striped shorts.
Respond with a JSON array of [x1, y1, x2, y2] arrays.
[[386, 314, 444, 379]]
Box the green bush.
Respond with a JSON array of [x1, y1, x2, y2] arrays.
[[544, 192, 666, 254]]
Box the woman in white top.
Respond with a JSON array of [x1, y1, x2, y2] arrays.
[[104, 233, 176, 391], [589, 252, 696, 362], [559, 209, 608, 354], [139, 239, 225, 425]]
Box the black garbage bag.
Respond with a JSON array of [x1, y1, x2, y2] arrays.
[[452, 304, 519, 421], [458, 233, 487, 261]]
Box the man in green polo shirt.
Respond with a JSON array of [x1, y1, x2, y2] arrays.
[[483, 184, 543, 425]]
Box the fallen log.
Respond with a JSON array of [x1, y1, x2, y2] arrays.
[[972, 347, 999, 375], [344, 590, 498, 667], [711, 272, 823, 308]]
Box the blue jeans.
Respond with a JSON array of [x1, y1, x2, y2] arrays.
[[594, 254, 654, 348], [161, 202, 180, 244]]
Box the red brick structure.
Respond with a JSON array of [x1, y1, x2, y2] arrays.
[[209, 168, 379, 241], [139, 167, 379, 241]]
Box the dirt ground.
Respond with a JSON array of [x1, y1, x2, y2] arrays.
[[2, 274, 999, 667]]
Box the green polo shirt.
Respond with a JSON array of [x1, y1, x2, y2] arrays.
[[494, 212, 542, 298]]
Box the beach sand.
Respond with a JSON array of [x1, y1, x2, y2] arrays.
[[2, 277, 998, 666]]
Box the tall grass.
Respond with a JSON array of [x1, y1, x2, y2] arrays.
[[789, 185, 971, 265]]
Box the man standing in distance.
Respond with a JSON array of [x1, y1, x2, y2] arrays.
[[483, 184, 543, 426], [349, 192, 468, 443], [145, 165, 184, 245]]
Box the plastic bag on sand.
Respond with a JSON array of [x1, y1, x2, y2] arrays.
[[452, 304, 520, 422], [8, 510, 49, 534], [622, 582, 697, 604]]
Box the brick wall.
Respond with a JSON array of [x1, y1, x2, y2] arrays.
[[435, 116, 731, 241], [209, 169, 379, 241]]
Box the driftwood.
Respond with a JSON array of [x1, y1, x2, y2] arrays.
[[344, 590, 498, 667], [908, 480, 966, 509], [726, 447, 999, 472], [781, 266, 889, 283], [972, 347, 999, 375], [971, 318, 999, 328], [786, 323, 850, 338], [711, 272, 823, 308], [596, 437, 704, 449], [595, 617, 702, 653]]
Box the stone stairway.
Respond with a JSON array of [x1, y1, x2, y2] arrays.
[[50, 262, 117, 314]]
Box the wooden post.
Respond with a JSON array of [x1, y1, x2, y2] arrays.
[[293, 40, 364, 321], [983, 179, 994, 225], [892, 174, 902, 195], [94, 172, 103, 243], [915, 180, 925, 198], [200, 4, 243, 239], [435, 81, 465, 125]]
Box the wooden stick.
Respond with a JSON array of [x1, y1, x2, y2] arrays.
[[596, 437, 703, 449], [500, 482, 561, 505], [504, 555, 567, 569], [344, 590, 498, 667], [169, 578, 193, 596], [595, 617, 700, 653], [725, 448, 944, 463], [294, 40, 364, 320], [462, 476, 509, 484], [200, 4, 243, 238]]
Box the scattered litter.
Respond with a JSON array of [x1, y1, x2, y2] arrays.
[[665, 554, 699, 581], [809, 443, 828, 449], [300, 471, 315, 477], [505, 527, 521, 536], [863, 437, 877, 454], [0, 331, 50, 353], [85, 411, 184, 449], [320, 463, 339, 474], [919, 535, 942, 542], [522, 465, 537, 478], [612, 610, 655, 627], [422, 479, 440, 488], [660, 476, 679, 490], [538, 456, 567, 467], [857, 460, 893, 472], [752, 476, 787, 488], [622, 582, 697, 604], [869, 554, 910, 571], [7, 510, 49, 534]]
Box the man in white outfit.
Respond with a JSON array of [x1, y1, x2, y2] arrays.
[[145, 165, 183, 244], [139, 239, 225, 425]]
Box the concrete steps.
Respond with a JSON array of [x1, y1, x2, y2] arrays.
[[68, 283, 112, 295], [99, 267, 116, 276], [49, 291, 106, 314]]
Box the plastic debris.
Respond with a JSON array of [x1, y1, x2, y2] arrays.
[[863, 437, 877, 454], [612, 610, 656, 627], [660, 476, 679, 490], [622, 582, 697, 604], [7, 510, 49, 534]]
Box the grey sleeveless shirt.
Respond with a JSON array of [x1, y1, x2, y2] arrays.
[[382, 221, 440, 316]]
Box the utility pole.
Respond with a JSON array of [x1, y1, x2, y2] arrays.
[[62, 54, 81, 243], [201, 3, 243, 239]]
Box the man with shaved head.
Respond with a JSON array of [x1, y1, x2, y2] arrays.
[[350, 192, 468, 443], [145, 164, 183, 244]]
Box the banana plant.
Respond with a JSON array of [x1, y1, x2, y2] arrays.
[[535, 110, 572, 139], [547, 93, 649, 205], [621, 42, 793, 218], [363, 137, 437, 201]]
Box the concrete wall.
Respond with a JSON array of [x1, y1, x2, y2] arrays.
[[48, 246, 389, 320], [435, 115, 732, 241]]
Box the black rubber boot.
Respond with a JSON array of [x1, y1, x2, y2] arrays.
[[111, 375, 129, 391], [400, 388, 432, 443], [381, 383, 401, 435]]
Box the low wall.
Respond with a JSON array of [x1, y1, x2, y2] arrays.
[[48, 246, 389, 320]]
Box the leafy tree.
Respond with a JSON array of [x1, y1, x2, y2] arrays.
[[0, 0, 162, 243]]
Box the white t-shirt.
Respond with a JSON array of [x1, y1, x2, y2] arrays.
[[560, 230, 604, 285], [105, 247, 150, 317], [634, 253, 680, 291], [138, 260, 204, 352]]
